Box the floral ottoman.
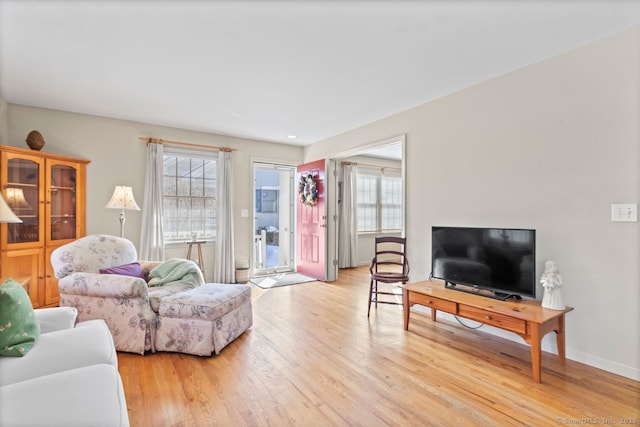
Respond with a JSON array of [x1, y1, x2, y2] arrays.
[[155, 283, 253, 356]]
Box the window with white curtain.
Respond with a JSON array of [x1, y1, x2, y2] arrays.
[[357, 167, 402, 232], [162, 147, 217, 242]]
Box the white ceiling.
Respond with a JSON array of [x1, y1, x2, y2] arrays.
[[1, 1, 639, 147]]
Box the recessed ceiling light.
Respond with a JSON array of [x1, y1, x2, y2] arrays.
[[287, 135, 297, 139]]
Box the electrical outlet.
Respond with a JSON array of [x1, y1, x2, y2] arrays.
[[611, 203, 638, 222]]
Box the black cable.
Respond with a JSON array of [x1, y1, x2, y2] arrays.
[[429, 271, 483, 329], [453, 315, 484, 329]]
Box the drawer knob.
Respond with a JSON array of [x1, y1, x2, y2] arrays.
[[485, 315, 492, 320]]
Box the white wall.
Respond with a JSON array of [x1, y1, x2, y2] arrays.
[[305, 27, 640, 380], [5, 106, 304, 281], [0, 98, 8, 146]]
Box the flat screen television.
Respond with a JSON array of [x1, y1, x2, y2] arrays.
[[431, 226, 536, 300]]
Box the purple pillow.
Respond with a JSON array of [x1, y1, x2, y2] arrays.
[[99, 262, 145, 279]]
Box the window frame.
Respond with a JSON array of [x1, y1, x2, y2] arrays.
[[162, 146, 218, 244], [356, 167, 402, 233], [256, 187, 279, 214]]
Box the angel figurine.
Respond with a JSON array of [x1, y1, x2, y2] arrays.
[[540, 260, 565, 310]]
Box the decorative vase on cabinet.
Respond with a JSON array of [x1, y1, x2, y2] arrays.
[[0, 145, 90, 308]]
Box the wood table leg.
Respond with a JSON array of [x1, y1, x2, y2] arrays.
[[530, 323, 542, 383], [403, 289, 410, 330], [556, 314, 566, 364]]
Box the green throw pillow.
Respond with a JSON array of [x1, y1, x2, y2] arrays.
[[0, 278, 40, 357]]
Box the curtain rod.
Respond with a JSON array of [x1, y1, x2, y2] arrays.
[[139, 137, 236, 152], [341, 160, 401, 171]]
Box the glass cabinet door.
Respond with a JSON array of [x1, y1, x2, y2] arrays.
[[48, 163, 78, 242], [5, 156, 43, 245]]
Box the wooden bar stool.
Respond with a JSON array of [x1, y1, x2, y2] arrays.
[[186, 240, 206, 277], [368, 236, 410, 317]]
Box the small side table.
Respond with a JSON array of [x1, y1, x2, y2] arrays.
[[186, 241, 206, 277]]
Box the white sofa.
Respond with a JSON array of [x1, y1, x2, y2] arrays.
[[0, 307, 129, 427]]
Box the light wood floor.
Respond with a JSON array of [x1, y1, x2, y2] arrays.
[[118, 267, 639, 426]]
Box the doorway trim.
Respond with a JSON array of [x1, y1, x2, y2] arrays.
[[251, 159, 297, 277], [325, 134, 407, 282]]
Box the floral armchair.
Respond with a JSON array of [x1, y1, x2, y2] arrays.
[[51, 235, 253, 358], [50, 235, 177, 354]]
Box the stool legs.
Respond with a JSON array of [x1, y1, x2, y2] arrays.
[[197, 245, 204, 278], [186, 242, 205, 278], [367, 279, 376, 317]]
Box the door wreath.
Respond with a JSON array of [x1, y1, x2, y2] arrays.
[[298, 174, 319, 206]]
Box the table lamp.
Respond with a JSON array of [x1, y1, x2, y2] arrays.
[[5, 188, 31, 211], [105, 185, 140, 238], [0, 193, 22, 223]]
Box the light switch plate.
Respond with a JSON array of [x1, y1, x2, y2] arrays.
[[611, 203, 638, 222], [240, 209, 249, 218]]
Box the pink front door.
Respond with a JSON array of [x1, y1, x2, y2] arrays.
[[296, 159, 326, 281]]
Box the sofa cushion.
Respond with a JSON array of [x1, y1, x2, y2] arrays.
[[100, 261, 145, 279], [0, 364, 130, 427], [0, 279, 40, 357], [35, 307, 78, 334], [0, 319, 117, 386]]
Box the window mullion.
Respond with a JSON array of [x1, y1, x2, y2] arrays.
[[376, 175, 382, 232]]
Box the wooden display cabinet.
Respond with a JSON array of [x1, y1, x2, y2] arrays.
[[0, 145, 90, 307], [0, 248, 43, 306]]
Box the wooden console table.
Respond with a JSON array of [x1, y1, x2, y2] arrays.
[[403, 280, 573, 383]]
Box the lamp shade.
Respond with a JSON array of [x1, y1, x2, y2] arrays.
[[0, 193, 22, 223], [5, 188, 31, 210], [105, 186, 141, 211]]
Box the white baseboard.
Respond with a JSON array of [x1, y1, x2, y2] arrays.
[[412, 306, 639, 381], [564, 348, 640, 381]]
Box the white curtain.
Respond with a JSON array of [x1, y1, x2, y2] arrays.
[[213, 150, 235, 283], [139, 142, 165, 261], [338, 164, 358, 268]]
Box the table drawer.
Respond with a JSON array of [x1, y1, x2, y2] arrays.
[[411, 292, 457, 313], [458, 305, 526, 334]]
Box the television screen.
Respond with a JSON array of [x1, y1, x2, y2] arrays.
[[431, 226, 536, 300]]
